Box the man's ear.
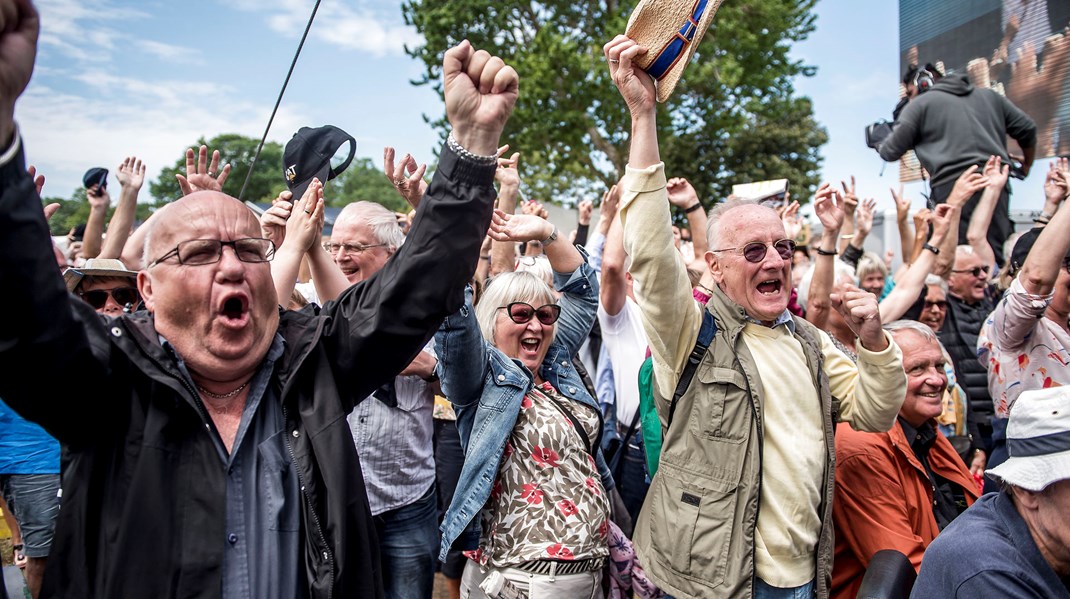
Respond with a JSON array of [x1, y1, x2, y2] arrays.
[[137, 271, 155, 312], [706, 251, 725, 285]]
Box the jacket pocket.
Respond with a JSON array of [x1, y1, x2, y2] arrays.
[[258, 431, 300, 532], [693, 365, 750, 442], [645, 459, 736, 587]]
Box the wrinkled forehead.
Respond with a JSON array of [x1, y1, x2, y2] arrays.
[[152, 193, 260, 248], [719, 204, 783, 245]]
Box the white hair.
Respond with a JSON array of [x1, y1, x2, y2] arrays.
[[796, 258, 857, 312], [334, 201, 404, 251]]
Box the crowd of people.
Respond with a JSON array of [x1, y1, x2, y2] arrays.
[[1, 0, 1069, 598]]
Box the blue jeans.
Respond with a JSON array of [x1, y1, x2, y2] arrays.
[[375, 482, 439, 599], [617, 435, 651, 524], [754, 577, 815, 599]]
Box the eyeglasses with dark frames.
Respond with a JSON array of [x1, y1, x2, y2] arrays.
[[711, 239, 796, 264], [78, 286, 141, 310], [322, 241, 388, 256], [148, 238, 275, 268], [950, 265, 990, 278], [499, 302, 561, 326]]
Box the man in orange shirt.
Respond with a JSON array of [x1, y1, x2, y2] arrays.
[[831, 321, 979, 598]]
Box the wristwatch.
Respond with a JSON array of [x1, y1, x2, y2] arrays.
[[922, 243, 940, 255], [542, 226, 559, 247]]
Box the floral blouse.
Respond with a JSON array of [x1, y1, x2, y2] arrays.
[[466, 381, 610, 568]]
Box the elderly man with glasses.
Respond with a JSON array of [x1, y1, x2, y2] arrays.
[[606, 35, 905, 599], [0, 4, 518, 596], [940, 244, 1001, 483]]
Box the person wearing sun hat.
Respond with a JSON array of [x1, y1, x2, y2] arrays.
[[912, 387, 1070, 598], [62, 257, 141, 317]]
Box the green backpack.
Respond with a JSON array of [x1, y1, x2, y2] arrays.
[[637, 310, 717, 476]]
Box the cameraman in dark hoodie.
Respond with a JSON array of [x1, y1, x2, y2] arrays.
[[878, 63, 1037, 267]]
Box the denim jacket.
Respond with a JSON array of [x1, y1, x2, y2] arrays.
[[434, 259, 614, 561]]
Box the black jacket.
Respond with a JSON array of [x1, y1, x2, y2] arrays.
[[0, 141, 496, 598], [940, 291, 998, 425]]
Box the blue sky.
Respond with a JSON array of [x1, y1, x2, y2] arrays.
[[17, 0, 1052, 216]]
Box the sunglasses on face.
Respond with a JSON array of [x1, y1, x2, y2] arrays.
[[712, 239, 796, 263], [500, 302, 561, 325], [79, 286, 140, 310], [951, 265, 990, 278], [924, 299, 948, 311]]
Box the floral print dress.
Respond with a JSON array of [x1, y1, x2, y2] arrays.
[[466, 381, 610, 568]]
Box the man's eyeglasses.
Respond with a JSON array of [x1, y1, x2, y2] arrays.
[[711, 239, 796, 263], [148, 238, 275, 268], [923, 299, 948, 311], [322, 241, 388, 256], [951, 265, 990, 278], [500, 302, 561, 325], [78, 287, 140, 310]]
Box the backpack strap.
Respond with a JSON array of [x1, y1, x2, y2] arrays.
[[667, 309, 717, 430]]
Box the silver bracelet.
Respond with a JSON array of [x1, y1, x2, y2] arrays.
[[447, 132, 498, 166]]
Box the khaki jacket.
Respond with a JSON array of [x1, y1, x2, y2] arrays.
[[620, 162, 905, 599]]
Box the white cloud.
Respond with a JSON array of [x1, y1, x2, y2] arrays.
[[234, 0, 421, 57], [17, 77, 311, 201], [135, 40, 201, 64]]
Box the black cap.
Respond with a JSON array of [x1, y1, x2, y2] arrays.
[[82, 167, 108, 190], [282, 125, 356, 200], [1010, 227, 1070, 274]]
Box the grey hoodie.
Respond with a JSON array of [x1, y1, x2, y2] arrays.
[[878, 73, 1036, 188]]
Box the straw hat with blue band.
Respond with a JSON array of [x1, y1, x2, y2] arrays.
[[625, 0, 724, 102]]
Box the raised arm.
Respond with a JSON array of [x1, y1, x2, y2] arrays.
[[599, 210, 627, 316], [490, 150, 521, 276], [804, 183, 844, 330], [1018, 182, 1070, 296], [384, 146, 429, 211], [965, 156, 1008, 268], [322, 40, 516, 404], [890, 184, 914, 269], [268, 180, 325, 305], [98, 156, 145, 259], [879, 204, 953, 322], [838, 177, 859, 254], [81, 184, 109, 259], [667, 177, 708, 259], [606, 35, 701, 400]]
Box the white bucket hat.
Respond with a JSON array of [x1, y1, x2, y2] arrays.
[[986, 387, 1070, 491]]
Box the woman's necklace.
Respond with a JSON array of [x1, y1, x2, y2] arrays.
[[197, 380, 249, 400]]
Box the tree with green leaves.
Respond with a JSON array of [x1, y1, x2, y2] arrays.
[[402, 0, 827, 207], [329, 157, 412, 213], [149, 134, 287, 205]]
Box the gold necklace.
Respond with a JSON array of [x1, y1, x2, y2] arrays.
[[197, 381, 249, 399]]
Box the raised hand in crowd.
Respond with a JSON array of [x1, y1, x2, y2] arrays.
[[935, 164, 989, 276], [596, 183, 620, 237], [27, 163, 43, 194], [830, 283, 889, 351], [966, 155, 1010, 268], [890, 184, 915, 268], [384, 146, 428, 210], [879, 204, 954, 322], [488, 208, 581, 274], [1043, 156, 1070, 215], [0, 0, 37, 146], [443, 39, 519, 156], [604, 35, 658, 167], [839, 175, 859, 253], [97, 155, 145, 260], [490, 148, 523, 276], [260, 189, 294, 250], [781, 200, 802, 241], [271, 178, 326, 304], [803, 182, 844, 330], [176, 144, 231, 196], [666, 176, 708, 260], [578, 199, 593, 226]]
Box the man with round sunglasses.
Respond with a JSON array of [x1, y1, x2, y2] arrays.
[[606, 35, 906, 598], [63, 258, 141, 316]]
